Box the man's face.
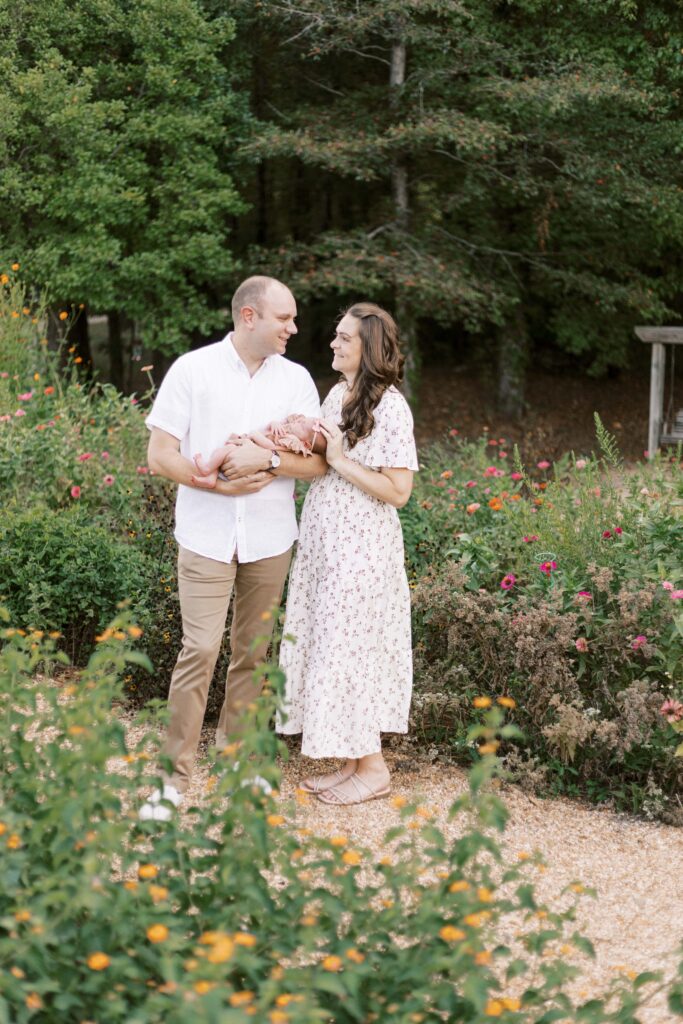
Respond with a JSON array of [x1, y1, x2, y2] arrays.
[[245, 284, 298, 358]]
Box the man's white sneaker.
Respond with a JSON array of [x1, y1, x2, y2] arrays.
[[138, 784, 183, 822]]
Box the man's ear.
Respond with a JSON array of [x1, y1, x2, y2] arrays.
[[241, 305, 257, 329]]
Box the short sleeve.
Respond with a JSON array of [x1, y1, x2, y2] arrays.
[[363, 389, 419, 470], [145, 356, 192, 440], [288, 367, 321, 419]]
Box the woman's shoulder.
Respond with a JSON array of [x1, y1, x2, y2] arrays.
[[375, 385, 413, 422]]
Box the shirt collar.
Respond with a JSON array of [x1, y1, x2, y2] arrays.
[[223, 332, 273, 377]]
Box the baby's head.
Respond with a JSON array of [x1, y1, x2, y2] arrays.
[[286, 416, 320, 443]]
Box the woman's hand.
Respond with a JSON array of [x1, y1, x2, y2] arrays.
[[318, 418, 345, 467]]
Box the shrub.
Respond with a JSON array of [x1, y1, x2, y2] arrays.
[[2, 613, 682, 1023]]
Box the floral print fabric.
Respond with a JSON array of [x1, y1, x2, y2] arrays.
[[278, 383, 419, 758]]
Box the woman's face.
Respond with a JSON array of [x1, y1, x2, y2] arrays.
[[331, 314, 362, 380]]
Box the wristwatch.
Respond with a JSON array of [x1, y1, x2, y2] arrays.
[[269, 452, 281, 471]]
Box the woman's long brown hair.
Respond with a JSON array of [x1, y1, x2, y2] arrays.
[[338, 302, 405, 448]]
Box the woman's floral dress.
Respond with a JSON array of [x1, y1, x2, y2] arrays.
[[278, 382, 419, 758]]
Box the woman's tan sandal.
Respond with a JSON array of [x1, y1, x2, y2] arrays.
[[316, 773, 391, 806], [298, 768, 349, 795]]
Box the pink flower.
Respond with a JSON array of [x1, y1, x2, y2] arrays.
[[614, 527, 623, 536], [660, 699, 683, 723], [130, 397, 138, 405], [575, 459, 587, 470], [631, 635, 647, 651], [0, 372, 8, 379], [466, 502, 481, 515], [522, 535, 538, 543], [500, 574, 516, 590], [484, 466, 504, 477], [540, 560, 558, 575], [576, 591, 592, 601], [70, 485, 81, 499], [0, 414, 11, 422], [136, 465, 149, 475], [575, 638, 589, 653], [670, 590, 683, 600], [17, 391, 33, 401], [499, 451, 508, 458], [448, 428, 459, 436], [602, 530, 612, 539], [536, 460, 551, 470], [103, 474, 115, 486], [78, 452, 94, 462], [465, 480, 477, 488], [14, 409, 26, 417], [662, 581, 674, 591], [510, 472, 523, 481], [101, 451, 110, 460]]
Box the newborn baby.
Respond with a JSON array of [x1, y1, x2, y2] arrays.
[[192, 414, 326, 488]]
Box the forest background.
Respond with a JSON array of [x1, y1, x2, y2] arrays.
[[2, 0, 683, 431]]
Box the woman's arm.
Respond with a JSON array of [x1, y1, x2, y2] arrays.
[[318, 420, 413, 509], [147, 428, 274, 496]]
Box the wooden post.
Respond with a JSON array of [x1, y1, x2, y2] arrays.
[[648, 342, 665, 459]]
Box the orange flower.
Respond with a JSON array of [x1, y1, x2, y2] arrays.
[[138, 864, 158, 880], [59, 311, 68, 321], [322, 955, 342, 972], [497, 696, 516, 709], [87, 952, 111, 971], [478, 742, 499, 755], [230, 991, 255, 1007], [475, 950, 492, 965], [342, 850, 361, 866], [439, 925, 465, 942], [0, 274, 8, 284], [14, 910, 31, 922], [477, 887, 494, 903], [25, 994, 42, 1010], [146, 924, 169, 943], [269, 1012, 289, 1024], [267, 814, 285, 827], [330, 835, 348, 847], [148, 885, 168, 903], [473, 696, 492, 709], [207, 937, 235, 964], [11, 262, 20, 271], [193, 980, 216, 995], [449, 880, 470, 893], [346, 948, 365, 963], [485, 1000, 503, 1016], [7, 834, 22, 850], [127, 625, 143, 638], [488, 498, 503, 511], [234, 932, 257, 948]]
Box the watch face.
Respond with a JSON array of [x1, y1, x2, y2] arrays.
[[271, 452, 281, 468]]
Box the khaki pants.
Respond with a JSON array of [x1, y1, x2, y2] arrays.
[[162, 545, 292, 792]]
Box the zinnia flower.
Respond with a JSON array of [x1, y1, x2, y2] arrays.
[[17, 391, 33, 401], [14, 409, 26, 417], [500, 574, 516, 590], [662, 581, 674, 591], [522, 535, 538, 543], [602, 530, 611, 539], [575, 458, 587, 469], [536, 460, 551, 470], [670, 590, 683, 600], [660, 699, 683, 723], [510, 472, 523, 481], [631, 635, 647, 651], [539, 560, 558, 574], [78, 452, 93, 462], [575, 638, 589, 653], [70, 485, 81, 499], [466, 502, 480, 514], [103, 474, 115, 486]]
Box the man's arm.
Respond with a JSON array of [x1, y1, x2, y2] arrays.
[[220, 439, 327, 481], [147, 428, 274, 496]]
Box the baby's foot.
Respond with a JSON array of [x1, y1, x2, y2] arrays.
[[191, 471, 218, 488]]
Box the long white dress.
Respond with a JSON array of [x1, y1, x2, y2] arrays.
[[277, 382, 419, 758]]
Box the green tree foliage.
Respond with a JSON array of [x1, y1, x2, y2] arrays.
[[0, 0, 246, 355], [233, 0, 683, 409]]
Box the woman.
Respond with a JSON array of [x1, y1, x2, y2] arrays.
[[278, 302, 418, 805]]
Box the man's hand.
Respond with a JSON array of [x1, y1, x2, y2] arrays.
[[220, 439, 272, 479], [214, 471, 275, 496]]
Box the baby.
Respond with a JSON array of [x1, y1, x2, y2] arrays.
[[192, 414, 326, 488]]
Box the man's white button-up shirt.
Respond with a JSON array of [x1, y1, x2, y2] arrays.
[[145, 334, 321, 564]]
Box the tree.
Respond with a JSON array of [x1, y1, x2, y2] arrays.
[[0, 0, 247, 379], [232, 0, 683, 412]]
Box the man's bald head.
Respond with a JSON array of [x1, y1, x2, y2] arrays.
[[231, 275, 291, 325]]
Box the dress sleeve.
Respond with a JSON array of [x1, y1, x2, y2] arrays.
[[363, 390, 419, 470]]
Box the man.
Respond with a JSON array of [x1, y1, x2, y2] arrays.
[[139, 276, 326, 821]]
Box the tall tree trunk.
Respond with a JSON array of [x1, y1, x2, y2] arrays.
[[108, 311, 124, 391], [496, 305, 529, 420], [390, 37, 420, 403]]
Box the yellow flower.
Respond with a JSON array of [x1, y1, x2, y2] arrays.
[[138, 864, 158, 880], [346, 948, 365, 963], [25, 994, 42, 1010], [497, 696, 516, 709], [473, 696, 492, 708], [449, 880, 470, 893], [230, 991, 255, 1007], [322, 955, 342, 972], [502, 997, 521, 1011], [146, 924, 169, 943], [7, 834, 22, 850], [342, 850, 361, 866], [267, 814, 285, 827], [14, 910, 31, 922], [439, 926, 465, 942], [87, 952, 111, 971], [475, 950, 492, 965], [329, 835, 348, 846], [477, 887, 494, 903], [149, 885, 168, 903], [193, 980, 216, 995], [207, 937, 235, 964], [234, 932, 257, 948], [485, 1000, 503, 1016]]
